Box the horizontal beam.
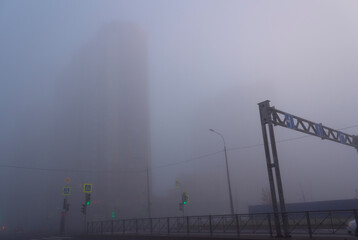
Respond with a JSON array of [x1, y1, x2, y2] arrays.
[[259, 100, 358, 150]]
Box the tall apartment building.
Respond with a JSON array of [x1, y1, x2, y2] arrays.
[[51, 22, 151, 225]]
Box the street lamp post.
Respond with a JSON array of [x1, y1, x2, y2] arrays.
[[209, 129, 235, 215]]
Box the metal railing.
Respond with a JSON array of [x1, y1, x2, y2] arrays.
[[87, 209, 358, 238]]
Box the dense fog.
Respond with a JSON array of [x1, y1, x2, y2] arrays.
[[1, 0, 358, 234]]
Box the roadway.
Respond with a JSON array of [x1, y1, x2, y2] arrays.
[[76, 233, 358, 240], [1, 233, 357, 240]]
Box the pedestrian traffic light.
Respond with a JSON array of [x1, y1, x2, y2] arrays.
[[85, 193, 91, 206], [63, 198, 70, 212], [63, 198, 67, 209], [81, 204, 86, 215], [66, 203, 70, 211]]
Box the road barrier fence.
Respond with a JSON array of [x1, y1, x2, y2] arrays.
[[87, 209, 358, 238]]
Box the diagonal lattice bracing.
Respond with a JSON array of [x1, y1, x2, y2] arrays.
[[269, 107, 358, 149]]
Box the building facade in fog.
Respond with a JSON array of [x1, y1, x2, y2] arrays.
[[51, 22, 151, 227]]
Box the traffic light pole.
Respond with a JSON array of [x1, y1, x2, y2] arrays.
[[60, 197, 69, 235], [81, 203, 87, 233], [59, 210, 65, 235], [84, 211, 87, 234], [82, 193, 91, 233]]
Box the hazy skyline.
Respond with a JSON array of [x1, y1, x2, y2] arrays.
[[1, 0, 358, 231]]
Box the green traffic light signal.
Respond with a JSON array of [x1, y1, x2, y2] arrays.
[[85, 193, 91, 206], [182, 191, 189, 205]]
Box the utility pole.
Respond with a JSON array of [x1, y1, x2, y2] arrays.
[[176, 180, 185, 216], [146, 166, 152, 218]]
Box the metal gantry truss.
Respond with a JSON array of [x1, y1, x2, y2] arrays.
[[258, 100, 358, 238], [270, 107, 358, 148]]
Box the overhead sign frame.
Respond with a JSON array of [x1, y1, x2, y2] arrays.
[[258, 100, 358, 238]]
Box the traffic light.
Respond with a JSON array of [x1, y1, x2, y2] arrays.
[[63, 198, 67, 209], [66, 203, 70, 211], [81, 204, 86, 215], [63, 198, 70, 212], [85, 193, 91, 206], [182, 191, 189, 205]]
